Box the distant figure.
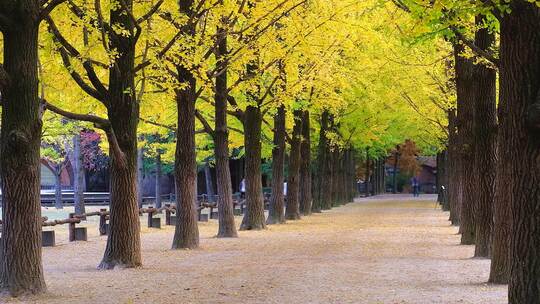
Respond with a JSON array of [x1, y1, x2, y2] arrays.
[[240, 178, 246, 199], [411, 176, 420, 197], [283, 181, 288, 196]]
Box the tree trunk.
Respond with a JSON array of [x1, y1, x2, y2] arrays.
[[137, 147, 144, 208], [437, 151, 449, 211], [172, 84, 199, 249], [98, 3, 141, 269], [489, 101, 510, 283], [316, 110, 330, 211], [489, 67, 511, 283], [240, 105, 266, 230], [213, 25, 237, 238], [436, 153, 442, 203], [374, 159, 380, 195], [455, 43, 476, 245], [472, 17, 497, 258], [172, 0, 200, 248], [442, 150, 449, 210], [267, 105, 286, 224], [285, 110, 303, 220], [54, 167, 63, 209], [155, 152, 162, 208], [392, 148, 399, 194], [204, 162, 215, 201], [340, 152, 348, 202], [73, 133, 85, 215], [447, 109, 461, 226], [299, 110, 312, 215], [365, 149, 370, 197], [0, 10, 47, 294], [501, 3, 540, 302]]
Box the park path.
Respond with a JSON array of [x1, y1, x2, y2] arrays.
[[4, 195, 506, 304]]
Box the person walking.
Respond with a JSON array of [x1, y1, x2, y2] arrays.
[[411, 176, 420, 197], [240, 178, 246, 199]]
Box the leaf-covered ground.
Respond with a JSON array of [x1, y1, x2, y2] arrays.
[[3, 195, 506, 303]]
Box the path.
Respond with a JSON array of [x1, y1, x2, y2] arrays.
[[4, 195, 507, 303]]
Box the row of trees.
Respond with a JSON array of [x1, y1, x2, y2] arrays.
[[393, 0, 540, 302], [0, 0, 449, 297]]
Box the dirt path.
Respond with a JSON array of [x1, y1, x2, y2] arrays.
[[4, 195, 507, 303]]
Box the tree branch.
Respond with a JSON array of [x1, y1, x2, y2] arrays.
[[134, 30, 183, 73], [40, 0, 68, 19], [401, 92, 448, 136], [43, 100, 110, 128], [117, 0, 142, 42], [451, 26, 499, 68], [56, 47, 107, 102], [226, 96, 244, 119], [258, 76, 279, 105], [45, 16, 109, 102], [137, 0, 165, 24], [140, 117, 176, 132], [43, 99, 127, 166], [66, 0, 115, 46], [94, 0, 113, 52], [195, 110, 215, 137], [391, 0, 411, 12]]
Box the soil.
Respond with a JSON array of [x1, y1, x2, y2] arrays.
[[2, 194, 507, 303]]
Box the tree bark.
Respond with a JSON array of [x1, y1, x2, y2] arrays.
[[137, 147, 144, 208], [340, 152, 348, 202], [447, 109, 461, 226], [392, 147, 399, 194], [365, 149, 370, 197], [315, 110, 330, 211], [54, 167, 63, 209], [437, 151, 449, 210], [472, 16, 497, 258], [330, 147, 339, 205], [374, 159, 381, 195], [285, 110, 303, 220], [240, 105, 266, 230], [455, 43, 476, 245], [267, 105, 286, 224], [0, 8, 47, 294], [155, 152, 162, 208], [213, 25, 237, 238], [98, 2, 142, 269], [204, 162, 215, 200], [489, 66, 511, 283], [172, 0, 200, 249], [73, 133, 86, 215], [489, 99, 510, 283], [500, 3, 540, 302], [299, 110, 312, 215]]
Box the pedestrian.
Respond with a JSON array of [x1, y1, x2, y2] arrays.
[[411, 176, 420, 197], [240, 178, 246, 199]]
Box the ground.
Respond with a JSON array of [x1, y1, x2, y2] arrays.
[[3, 195, 507, 304]]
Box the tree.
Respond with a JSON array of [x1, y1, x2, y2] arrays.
[[299, 110, 313, 215], [42, 0, 167, 268], [267, 105, 286, 224], [0, 0, 66, 294], [501, 2, 540, 302], [285, 109, 303, 220], [472, 15, 497, 258], [171, 0, 200, 250]]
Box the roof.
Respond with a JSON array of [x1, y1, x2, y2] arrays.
[[417, 156, 436, 168]]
